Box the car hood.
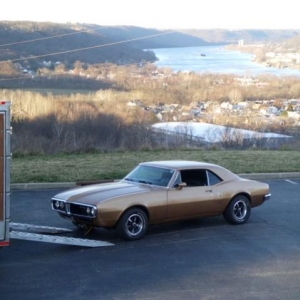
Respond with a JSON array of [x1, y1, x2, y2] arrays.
[[52, 181, 152, 205]]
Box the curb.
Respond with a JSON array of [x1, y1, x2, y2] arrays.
[[239, 172, 300, 180], [10, 173, 300, 190], [11, 182, 76, 190]]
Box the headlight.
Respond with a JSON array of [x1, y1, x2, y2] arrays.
[[53, 200, 65, 211], [86, 206, 97, 216], [91, 207, 96, 216]]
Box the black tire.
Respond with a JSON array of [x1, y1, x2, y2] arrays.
[[223, 195, 251, 225], [116, 208, 148, 241]]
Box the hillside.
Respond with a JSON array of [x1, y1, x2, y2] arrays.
[[86, 25, 214, 49], [178, 29, 300, 44], [281, 33, 300, 50], [0, 21, 211, 71], [0, 22, 153, 69]]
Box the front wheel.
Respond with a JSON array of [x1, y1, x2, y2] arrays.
[[223, 195, 251, 225], [116, 208, 148, 241]]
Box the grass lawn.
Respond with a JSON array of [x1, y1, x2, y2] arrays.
[[11, 150, 300, 183]]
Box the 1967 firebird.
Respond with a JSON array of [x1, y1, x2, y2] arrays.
[[51, 161, 270, 240]]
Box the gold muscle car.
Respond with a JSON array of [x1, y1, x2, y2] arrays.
[[51, 161, 271, 240]]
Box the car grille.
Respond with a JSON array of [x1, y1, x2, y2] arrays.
[[69, 203, 89, 216]]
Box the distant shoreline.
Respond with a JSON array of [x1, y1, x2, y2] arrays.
[[151, 45, 300, 76], [226, 44, 300, 71]]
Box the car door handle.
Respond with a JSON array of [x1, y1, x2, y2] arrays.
[[205, 189, 212, 193]]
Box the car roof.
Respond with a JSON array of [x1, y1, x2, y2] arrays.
[[139, 160, 239, 180], [141, 160, 219, 170]]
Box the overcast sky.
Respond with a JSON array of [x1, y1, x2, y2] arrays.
[[1, 0, 299, 30]]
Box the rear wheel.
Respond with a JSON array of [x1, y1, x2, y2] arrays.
[[223, 195, 251, 224], [117, 208, 148, 241]]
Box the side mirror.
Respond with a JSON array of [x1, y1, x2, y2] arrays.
[[175, 182, 187, 190]]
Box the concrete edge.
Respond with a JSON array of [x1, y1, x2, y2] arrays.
[[11, 182, 77, 190], [239, 172, 300, 180], [10, 173, 300, 190]]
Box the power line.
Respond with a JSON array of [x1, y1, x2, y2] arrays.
[[0, 31, 174, 64], [0, 30, 87, 48]]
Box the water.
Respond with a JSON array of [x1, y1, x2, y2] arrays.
[[151, 46, 300, 77]]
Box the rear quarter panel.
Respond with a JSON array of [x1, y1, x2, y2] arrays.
[[216, 179, 270, 210]]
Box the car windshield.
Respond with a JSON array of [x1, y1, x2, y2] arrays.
[[124, 165, 175, 187]]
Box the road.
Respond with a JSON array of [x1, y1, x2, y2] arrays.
[[1, 178, 300, 300]]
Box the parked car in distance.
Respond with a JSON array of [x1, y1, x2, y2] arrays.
[[51, 161, 271, 241]]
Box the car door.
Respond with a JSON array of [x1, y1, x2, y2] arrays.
[[166, 169, 223, 220]]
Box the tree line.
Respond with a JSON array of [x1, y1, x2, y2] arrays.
[[1, 67, 299, 155]]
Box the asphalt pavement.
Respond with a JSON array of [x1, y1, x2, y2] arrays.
[[1, 177, 300, 300]]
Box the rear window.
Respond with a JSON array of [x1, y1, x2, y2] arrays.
[[207, 170, 222, 185]]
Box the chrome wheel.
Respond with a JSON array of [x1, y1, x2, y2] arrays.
[[125, 213, 145, 237], [233, 200, 248, 220], [223, 195, 251, 225], [117, 208, 148, 240]]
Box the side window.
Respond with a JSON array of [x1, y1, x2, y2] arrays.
[[180, 169, 208, 187], [207, 170, 222, 186]]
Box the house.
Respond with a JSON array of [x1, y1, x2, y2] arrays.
[[266, 106, 279, 115]]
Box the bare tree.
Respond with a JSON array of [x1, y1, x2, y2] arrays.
[[229, 89, 243, 104]]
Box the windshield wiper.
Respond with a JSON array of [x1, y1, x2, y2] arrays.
[[125, 178, 153, 186], [138, 180, 153, 185], [124, 177, 134, 182]]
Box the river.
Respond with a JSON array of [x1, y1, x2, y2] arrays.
[[151, 46, 300, 77]]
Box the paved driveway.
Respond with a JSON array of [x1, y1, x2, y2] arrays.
[[1, 178, 300, 300]]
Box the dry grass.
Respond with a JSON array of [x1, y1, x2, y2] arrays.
[[11, 150, 300, 183]]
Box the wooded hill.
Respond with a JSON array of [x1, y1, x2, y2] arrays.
[[0, 21, 212, 70], [179, 29, 300, 44], [281, 34, 300, 50]]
